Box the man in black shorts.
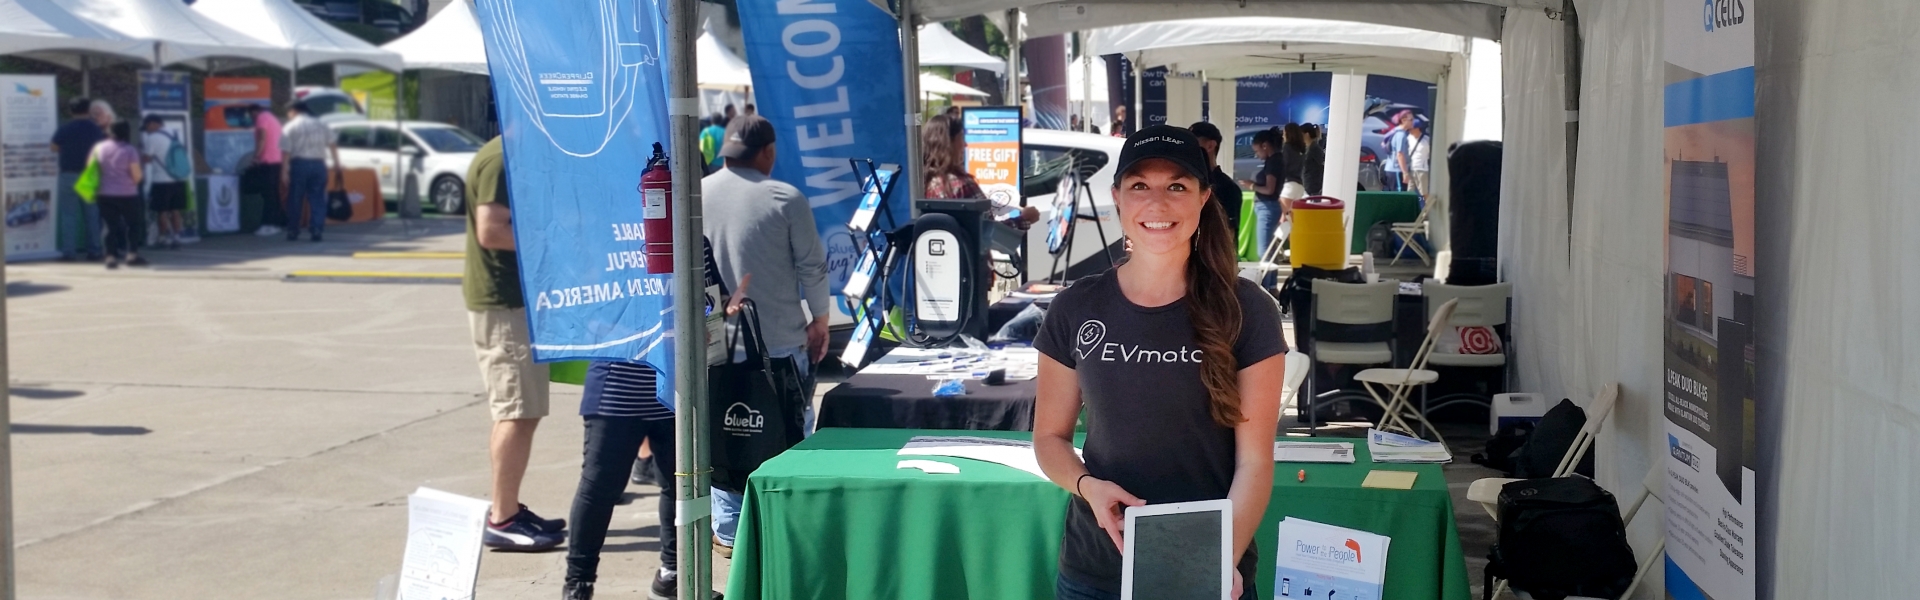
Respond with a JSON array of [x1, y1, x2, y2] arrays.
[[141, 116, 189, 249]]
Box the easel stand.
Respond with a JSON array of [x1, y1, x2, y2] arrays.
[[1045, 170, 1117, 284]]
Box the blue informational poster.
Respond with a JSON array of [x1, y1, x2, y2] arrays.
[[472, 0, 682, 404], [737, 0, 909, 317]]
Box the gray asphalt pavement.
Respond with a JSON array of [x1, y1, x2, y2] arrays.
[[6, 217, 722, 599]]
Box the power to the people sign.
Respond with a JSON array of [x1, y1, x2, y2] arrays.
[[473, 0, 682, 403]]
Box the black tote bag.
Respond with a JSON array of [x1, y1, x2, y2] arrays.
[[708, 300, 807, 494]]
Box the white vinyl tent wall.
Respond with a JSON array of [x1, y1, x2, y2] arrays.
[[1498, 0, 1920, 597]]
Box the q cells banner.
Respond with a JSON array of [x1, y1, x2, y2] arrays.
[[473, 0, 683, 403], [1663, 0, 1760, 598], [739, 0, 909, 317]]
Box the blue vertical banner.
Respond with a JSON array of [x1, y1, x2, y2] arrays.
[[737, 0, 909, 317], [472, 0, 682, 402]]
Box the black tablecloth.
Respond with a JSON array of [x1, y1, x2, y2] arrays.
[[818, 373, 1038, 431]]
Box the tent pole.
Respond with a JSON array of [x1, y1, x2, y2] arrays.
[[397, 69, 418, 219], [1562, 0, 1581, 264], [1080, 32, 1092, 131], [664, 0, 712, 598], [1004, 9, 1020, 106], [900, 0, 922, 199], [1, 185, 16, 600], [81, 55, 90, 98]]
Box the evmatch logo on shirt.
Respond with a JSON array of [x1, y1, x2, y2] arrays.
[[1077, 319, 1204, 364], [1075, 320, 1107, 359]]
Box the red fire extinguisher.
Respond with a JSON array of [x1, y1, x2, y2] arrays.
[[641, 142, 673, 274]]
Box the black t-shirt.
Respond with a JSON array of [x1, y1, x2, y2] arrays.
[[1034, 270, 1288, 593], [1254, 154, 1283, 202], [51, 118, 104, 173], [1279, 145, 1308, 185], [1208, 167, 1242, 233]]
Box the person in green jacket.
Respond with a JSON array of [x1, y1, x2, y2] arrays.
[[698, 112, 727, 174]]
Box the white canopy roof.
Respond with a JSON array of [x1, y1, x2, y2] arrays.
[[67, 0, 295, 70], [380, 0, 486, 74], [919, 72, 989, 97], [0, 0, 153, 68], [1091, 17, 1466, 81], [697, 29, 752, 88], [917, 23, 1004, 74], [919, 1, 1515, 40], [192, 0, 403, 71]]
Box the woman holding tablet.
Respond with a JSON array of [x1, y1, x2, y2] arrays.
[[1034, 125, 1288, 600]]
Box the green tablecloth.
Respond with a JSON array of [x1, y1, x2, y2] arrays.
[[1349, 191, 1424, 253], [725, 428, 1470, 600]]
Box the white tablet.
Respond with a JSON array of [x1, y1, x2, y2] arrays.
[[1121, 499, 1234, 600]]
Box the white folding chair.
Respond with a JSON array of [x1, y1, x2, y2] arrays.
[[1390, 199, 1434, 266], [1432, 250, 1453, 284], [1467, 384, 1639, 600], [1304, 280, 1398, 432], [1354, 298, 1457, 443], [1278, 351, 1311, 421], [1420, 282, 1513, 417], [1239, 214, 1294, 285]]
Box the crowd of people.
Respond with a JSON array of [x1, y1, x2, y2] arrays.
[[462, 110, 827, 600], [46, 97, 346, 267]]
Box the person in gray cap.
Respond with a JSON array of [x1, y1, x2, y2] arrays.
[[699, 114, 828, 557]]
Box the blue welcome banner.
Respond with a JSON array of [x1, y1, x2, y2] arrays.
[[473, 0, 683, 405], [738, 0, 909, 317]]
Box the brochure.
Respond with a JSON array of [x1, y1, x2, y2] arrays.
[[1274, 518, 1390, 600]]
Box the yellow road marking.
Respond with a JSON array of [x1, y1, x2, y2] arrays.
[[350, 251, 465, 259]]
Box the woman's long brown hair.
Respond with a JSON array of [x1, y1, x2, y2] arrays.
[[921, 114, 964, 191], [1187, 184, 1246, 427]]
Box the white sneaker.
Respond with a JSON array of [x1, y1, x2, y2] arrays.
[[255, 225, 282, 237]]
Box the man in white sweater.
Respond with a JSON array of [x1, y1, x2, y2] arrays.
[[700, 113, 829, 554]]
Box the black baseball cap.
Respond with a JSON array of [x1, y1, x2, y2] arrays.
[[719, 114, 776, 160], [1113, 124, 1211, 186]]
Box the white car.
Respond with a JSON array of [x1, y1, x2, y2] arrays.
[[329, 121, 487, 213], [1017, 129, 1125, 283]]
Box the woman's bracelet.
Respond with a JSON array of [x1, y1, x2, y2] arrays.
[[1074, 473, 1095, 497]]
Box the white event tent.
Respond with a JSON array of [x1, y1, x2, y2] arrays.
[[379, 0, 486, 75], [66, 0, 295, 69], [919, 71, 990, 97], [0, 0, 152, 69], [917, 22, 1005, 73], [191, 0, 403, 72], [697, 29, 753, 88]]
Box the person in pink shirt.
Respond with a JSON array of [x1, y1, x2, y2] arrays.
[[248, 104, 288, 236], [89, 121, 147, 268]]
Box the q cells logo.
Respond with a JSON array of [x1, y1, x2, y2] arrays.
[[1703, 0, 1746, 31], [1075, 320, 1107, 359]]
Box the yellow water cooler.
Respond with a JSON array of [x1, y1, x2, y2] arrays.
[[1289, 196, 1347, 270]]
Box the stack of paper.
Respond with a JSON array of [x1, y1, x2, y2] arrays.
[[1274, 517, 1391, 600], [1273, 441, 1357, 464], [1366, 429, 1453, 464], [897, 435, 1079, 480]]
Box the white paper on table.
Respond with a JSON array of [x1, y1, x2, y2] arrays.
[[896, 435, 1078, 480], [398, 487, 491, 600], [1366, 429, 1453, 463], [1273, 441, 1357, 463]]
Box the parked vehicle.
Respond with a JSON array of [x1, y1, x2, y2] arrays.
[[1017, 129, 1125, 283], [292, 86, 368, 124], [328, 121, 486, 213]]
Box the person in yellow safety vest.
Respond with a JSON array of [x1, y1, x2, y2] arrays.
[[698, 113, 727, 174]]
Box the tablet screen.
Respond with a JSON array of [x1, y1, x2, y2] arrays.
[[1129, 510, 1226, 600]]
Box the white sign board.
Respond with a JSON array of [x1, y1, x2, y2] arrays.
[[398, 487, 490, 600], [1, 75, 61, 262]]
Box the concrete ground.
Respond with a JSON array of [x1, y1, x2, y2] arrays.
[[5, 216, 1499, 599], [5, 217, 722, 599]]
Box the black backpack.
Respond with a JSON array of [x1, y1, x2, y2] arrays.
[[1471, 420, 1535, 477], [1512, 399, 1594, 479], [1485, 477, 1637, 600]]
